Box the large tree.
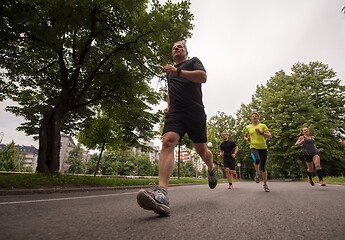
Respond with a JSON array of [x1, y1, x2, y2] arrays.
[[0, 0, 194, 174]]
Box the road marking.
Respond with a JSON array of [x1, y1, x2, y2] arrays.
[[0, 192, 136, 205]]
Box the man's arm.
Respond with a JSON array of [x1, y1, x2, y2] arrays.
[[231, 146, 238, 158], [163, 64, 207, 83], [244, 133, 251, 141], [218, 150, 224, 158], [163, 91, 170, 116], [179, 69, 207, 83]]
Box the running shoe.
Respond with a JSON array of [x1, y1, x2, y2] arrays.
[[263, 184, 270, 192], [254, 173, 260, 183], [228, 184, 233, 189], [309, 178, 315, 186], [208, 165, 218, 189], [233, 173, 238, 179], [319, 180, 327, 186], [137, 184, 170, 215]]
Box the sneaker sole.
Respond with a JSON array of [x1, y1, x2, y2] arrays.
[[264, 188, 270, 192], [309, 181, 315, 186], [137, 190, 170, 215], [209, 181, 217, 189]]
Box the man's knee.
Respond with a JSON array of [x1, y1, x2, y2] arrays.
[[162, 133, 179, 150]]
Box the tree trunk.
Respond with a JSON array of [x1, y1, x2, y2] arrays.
[[36, 108, 63, 174], [94, 140, 106, 177]]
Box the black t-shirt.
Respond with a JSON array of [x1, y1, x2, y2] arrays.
[[220, 140, 237, 157], [167, 57, 206, 112]]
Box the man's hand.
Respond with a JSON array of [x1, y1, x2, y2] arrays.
[[163, 107, 169, 116], [163, 65, 177, 75], [255, 128, 262, 134]]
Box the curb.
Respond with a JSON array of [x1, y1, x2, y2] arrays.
[[0, 183, 203, 196]]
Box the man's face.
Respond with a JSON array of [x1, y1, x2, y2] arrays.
[[251, 113, 259, 122], [172, 42, 187, 60], [221, 132, 228, 140]]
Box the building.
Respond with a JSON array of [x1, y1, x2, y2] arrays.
[[59, 133, 76, 173], [130, 141, 160, 163], [174, 148, 206, 173], [174, 149, 191, 164], [0, 143, 38, 172]]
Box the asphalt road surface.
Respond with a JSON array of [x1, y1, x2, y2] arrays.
[[1, 181, 344, 240]]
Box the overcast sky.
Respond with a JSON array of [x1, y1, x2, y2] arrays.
[[1, 0, 345, 148]]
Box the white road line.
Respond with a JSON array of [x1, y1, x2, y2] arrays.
[[0, 192, 136, 205]]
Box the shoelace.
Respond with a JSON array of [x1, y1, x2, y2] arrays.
[[148, 183, 167, 194]]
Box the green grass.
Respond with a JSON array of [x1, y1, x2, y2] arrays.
[[0, 173, 215, 190], [0, 173, 343, 190], [323, 176, 345, 184]]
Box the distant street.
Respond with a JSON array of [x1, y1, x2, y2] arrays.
[[0, 181, 344, 240]]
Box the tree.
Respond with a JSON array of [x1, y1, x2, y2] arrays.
[[134, 154, 154, 176], [66, 144, 86, 174], [0, 141, 20, 171], [0, 0, 194, 174]]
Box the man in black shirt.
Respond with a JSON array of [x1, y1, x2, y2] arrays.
[[218, 131, 238, 189], [137, 41, 217, 215]]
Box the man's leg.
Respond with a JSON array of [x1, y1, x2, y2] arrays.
[[194, 142, 217, 189], [194, 142, 214, 170], [159, 132, 180, 189], [137, 132, 179, 215], [261, 171, 267, 185], [231, 170, 237, 179], [225, 168, 232, 183]]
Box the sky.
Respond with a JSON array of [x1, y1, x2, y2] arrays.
[[1, 0, 345, 149]]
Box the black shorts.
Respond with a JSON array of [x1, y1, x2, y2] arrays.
[[304, 154, 319, 163], [163, 109, 207, 143], [224, 157, 235, 170], [250, 148, 267, 172]]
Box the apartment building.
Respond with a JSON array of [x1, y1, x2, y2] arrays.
[[0, 144, 38, 172]]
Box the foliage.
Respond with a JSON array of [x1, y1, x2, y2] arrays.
[[0, 141, 20, 171], [86, 150, 155, 176], [66, 144, 86, 174], [0, 0, 194, 173]]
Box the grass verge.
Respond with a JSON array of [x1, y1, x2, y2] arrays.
[[0, 173, 225, 189], [0, 173, 343, 190]]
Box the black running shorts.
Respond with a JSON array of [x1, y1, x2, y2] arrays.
[[224, 157, 236, 170], [304, 154, 319, 163], [162, 109, 207, 143]]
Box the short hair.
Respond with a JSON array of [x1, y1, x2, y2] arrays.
[[221, 131, 228, 135], [173, 40, 188, 54], [251, 112, 260, 118]]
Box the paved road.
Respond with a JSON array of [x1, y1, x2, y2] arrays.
[[0, 181, 344, 240]]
